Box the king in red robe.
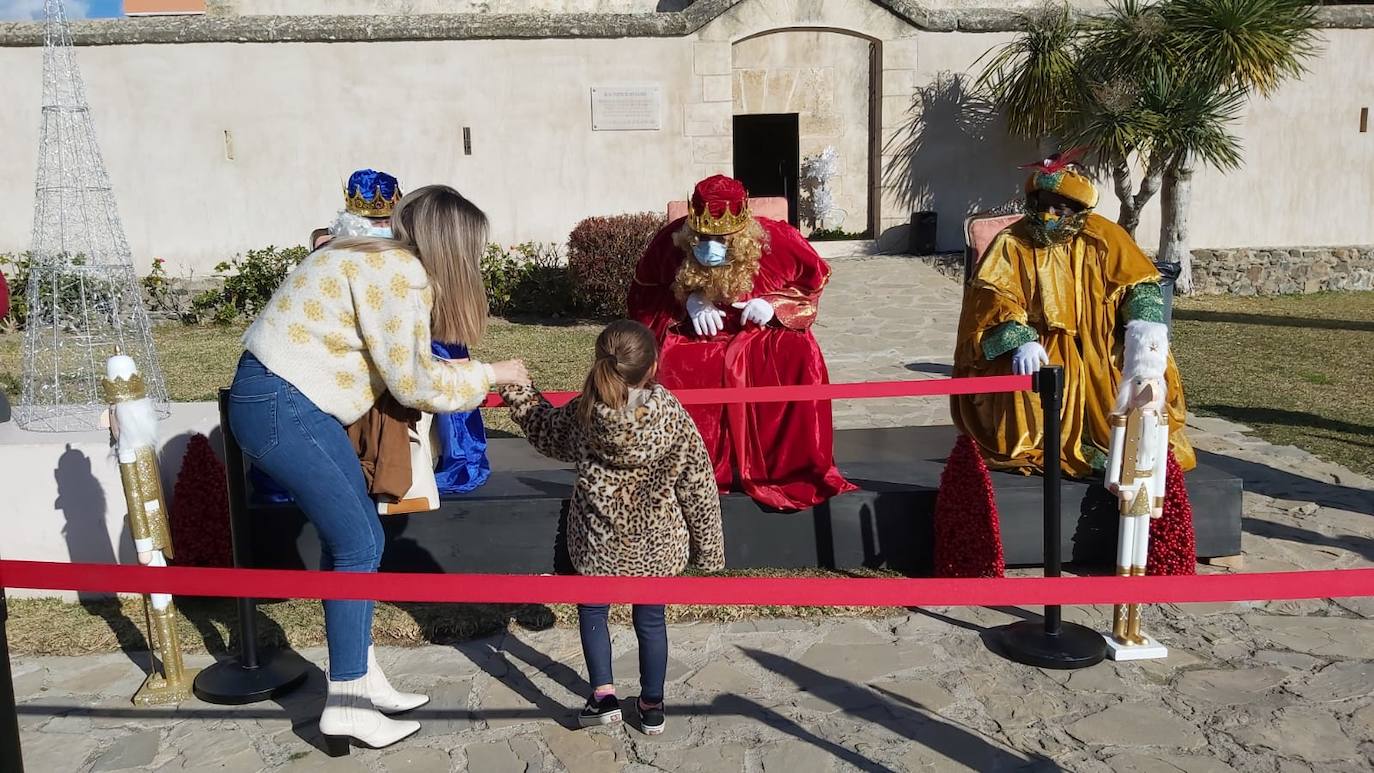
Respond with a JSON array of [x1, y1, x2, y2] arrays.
[[628, 175, 856, 510]]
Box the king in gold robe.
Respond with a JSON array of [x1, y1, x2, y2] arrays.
[[952, 159, 1195, 479]]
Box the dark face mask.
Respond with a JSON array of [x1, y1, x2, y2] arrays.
[[1023, 204, 1089, 246]]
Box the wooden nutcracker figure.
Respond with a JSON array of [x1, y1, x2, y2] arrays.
[[104, 353, 198, 704], [1102, 371, 1171, 661]]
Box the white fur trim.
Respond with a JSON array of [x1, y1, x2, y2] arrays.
[[330, 210, 376, 237], [1117, 321, 1170, 413], [1122, 320, 1169, 381], [113, 398, 160, 460]]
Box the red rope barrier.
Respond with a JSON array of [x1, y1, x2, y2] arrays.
[[479, 374, 1032, 408], [2, 561, 1371, 607]]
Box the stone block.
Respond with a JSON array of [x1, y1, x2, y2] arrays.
[[735, 68, 767, 113], [881, 94, 915, 123], [1231, 707, 1360, 762], [880, 67, 916, 98], [693, 41, 731, 75], [540, 724, 628, 773], [379, 747, 451, 773], [684, 101, 730, 137], [764, 69, 799, 114], [882, 39, 920, 71], [1104, 753, 1239, 773], [92, 730, 161, 771], [1288, 661, 1374, 702], [1066, 702, 1206, 748], [691, 136, 732, 164], [463, 741, 525, 773], [702, 74, 733, 103], [478, 677, 553, 730], [1174, 667, 1288, 705]]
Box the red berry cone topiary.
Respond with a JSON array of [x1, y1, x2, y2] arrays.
[[933, 435, 1005, 578], [168, 433, 233, 568], [1147, 451, 1196, 576]]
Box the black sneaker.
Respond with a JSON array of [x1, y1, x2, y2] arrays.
[[637, 698, 665, 735], [578, 694, 622, 727]]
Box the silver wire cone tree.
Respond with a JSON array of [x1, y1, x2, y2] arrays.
[[17, 0, 169, 432]]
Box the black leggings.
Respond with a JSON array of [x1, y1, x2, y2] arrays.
[[577, 604, 667, 704]]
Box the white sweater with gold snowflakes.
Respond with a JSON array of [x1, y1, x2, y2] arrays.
[[243, 247, 492, 425]]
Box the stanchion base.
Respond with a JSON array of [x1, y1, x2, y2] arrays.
[[192, 651, 309, 705], [993, 621, 1107, 670]]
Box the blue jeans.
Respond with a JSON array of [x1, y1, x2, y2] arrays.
[[227, 352, 383, 680], [577, 604, 667, 704]]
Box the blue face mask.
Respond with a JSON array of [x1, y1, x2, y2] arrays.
[[367, 226, 394, 239], [693, 239, 728, 267]]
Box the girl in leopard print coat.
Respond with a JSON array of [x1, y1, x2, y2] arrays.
[[500, 319, 724, 735]]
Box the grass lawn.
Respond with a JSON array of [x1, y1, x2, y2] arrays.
[[1171, 291, 1374, 477], [0, 318, 601, 436]]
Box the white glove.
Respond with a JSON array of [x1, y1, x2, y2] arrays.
[[685, 292, 726, 337], [1011, 341, 1049, 375], [731, 298, 775, 327]]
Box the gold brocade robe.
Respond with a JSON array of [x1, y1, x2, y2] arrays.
[[951, 214, 1196, 478]]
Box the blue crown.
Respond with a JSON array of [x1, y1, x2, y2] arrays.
[[344, 169, 401, 217]]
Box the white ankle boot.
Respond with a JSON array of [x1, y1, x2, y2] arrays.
[[318, 674, 420, 749], [365, 646, 429, 714]]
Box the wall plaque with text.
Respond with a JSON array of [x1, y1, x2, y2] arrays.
[[590, 86, 662, 131]]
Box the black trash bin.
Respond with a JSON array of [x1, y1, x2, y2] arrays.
[[909, 211, 937, 255], [1153, 260, 1181, 330]]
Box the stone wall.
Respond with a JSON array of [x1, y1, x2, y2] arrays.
[[1191, 246, 1374, 296], [925, 244, 1374, 298]]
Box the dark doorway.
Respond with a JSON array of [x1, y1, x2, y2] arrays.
[[733, 113, 800, 227]]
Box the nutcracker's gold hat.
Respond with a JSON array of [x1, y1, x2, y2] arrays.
[[103, 353, 149, 403]]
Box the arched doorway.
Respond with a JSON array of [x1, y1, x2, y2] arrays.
[[731, 29, 878, 237]]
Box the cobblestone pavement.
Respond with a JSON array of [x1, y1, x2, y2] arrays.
[[812, 255, 962, 430], [10, 249, 1374, 772]]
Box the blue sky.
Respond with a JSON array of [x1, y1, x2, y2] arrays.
[[0, 0, 124, 20]]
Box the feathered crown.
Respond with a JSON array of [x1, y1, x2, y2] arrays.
[[1020, 148, 1099, 209], [344, 168, 402, 218]]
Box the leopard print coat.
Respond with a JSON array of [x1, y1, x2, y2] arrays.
[[500, 383, 725, 577]]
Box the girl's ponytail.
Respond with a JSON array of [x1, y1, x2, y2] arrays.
[[577, 320, 658, 427]]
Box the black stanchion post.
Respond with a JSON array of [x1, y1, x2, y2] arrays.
[[192, 390, 308, 704], [1, 586, 25, 773], [993, 365, 1106, 669]]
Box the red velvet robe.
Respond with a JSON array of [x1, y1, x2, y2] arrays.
[[628, 216, 856, 510]]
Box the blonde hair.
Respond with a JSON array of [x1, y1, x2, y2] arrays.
[[330, 185, 490, 345], [578, 319, 658, 428], [670, 218, 768, 305]]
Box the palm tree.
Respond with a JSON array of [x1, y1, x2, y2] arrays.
[[975, 0, 1319, 292]]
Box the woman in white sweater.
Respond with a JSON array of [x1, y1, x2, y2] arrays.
[[229, 185, 527, 749]]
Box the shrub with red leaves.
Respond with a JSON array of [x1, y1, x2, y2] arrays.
[[567, 212, 666, 318], [168, 433, 233, 568], [933, 434, 1006, 578], [1147, 451, 1197, 576]]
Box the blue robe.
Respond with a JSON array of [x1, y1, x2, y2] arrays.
[[248, 341, 490, 503]]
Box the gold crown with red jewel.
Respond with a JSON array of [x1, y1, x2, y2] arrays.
[[686, 175, 753, 236]]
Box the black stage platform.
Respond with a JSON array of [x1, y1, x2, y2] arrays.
[[245, 425, 1242, 576]]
